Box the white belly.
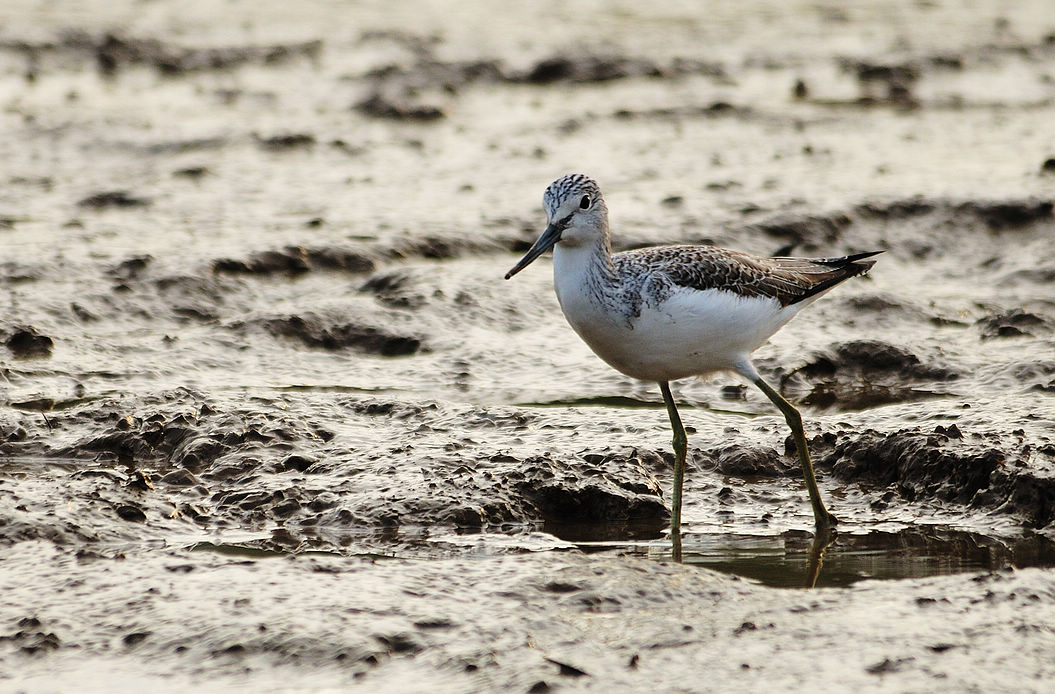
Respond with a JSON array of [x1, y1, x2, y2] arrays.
[[553, 254, 801, 382]]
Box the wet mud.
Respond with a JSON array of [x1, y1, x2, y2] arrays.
[[2, 0, 1055, 691]]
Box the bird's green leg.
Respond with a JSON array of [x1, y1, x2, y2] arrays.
[[659, 381, 686, 562], [751, 376, 837, 532]]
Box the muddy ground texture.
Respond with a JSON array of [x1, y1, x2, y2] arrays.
[[2, 1, 1055, 692]]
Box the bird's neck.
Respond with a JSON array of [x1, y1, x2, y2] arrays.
[[552, 229, 618, 303]]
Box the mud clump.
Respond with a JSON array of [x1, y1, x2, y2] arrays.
[[611, 101, 749, 121], [363, 57, 503, 92], [782, 340, 957, 410], [821, 427, 1055, 528], [253, 133, 317, 151], [359, 271, 427, 309], [519, 482, 666, 523], [172, 166, 210, 179], [93, 32, 322, 75], [977, 309, 1051, 339], [355, 91, 445, 121], [252, 314, 424, 356], [5, 327, 54, 358], [514, 453, 667, 524], [956, 200, 1053, 230], [854, 197, 938, 220], [0, 617, 62, 655], [712, 444, 793, 478], [108, 255, 153, 282], [353, 51, 726, 122], [77, 190, 151, 209], [840, 59, 920, 107], [519, 55, 663, 84], [0, 262, 41, 283], [854, 197, 1053, 230], [746, 212, 853, 250], [213, 248, 311, 276], [212, 246, 375, 276]]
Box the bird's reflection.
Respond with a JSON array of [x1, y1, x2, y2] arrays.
[[671, 526, 835, 587]]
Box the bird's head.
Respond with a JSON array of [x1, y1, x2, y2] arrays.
[[505, 173, 607, 279]]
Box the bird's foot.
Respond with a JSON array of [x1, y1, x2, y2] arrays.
[[815, 510, 838, 534]]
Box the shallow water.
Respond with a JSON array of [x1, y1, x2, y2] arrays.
[[679, 528, 1055, 588], [545, 521, 1055, 587]]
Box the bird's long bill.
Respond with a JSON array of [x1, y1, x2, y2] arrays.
[[504, 224, 562, 280]]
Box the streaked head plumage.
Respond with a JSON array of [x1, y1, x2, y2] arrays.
[[543, 173, 604, 221], [504, 174, 607, 279]]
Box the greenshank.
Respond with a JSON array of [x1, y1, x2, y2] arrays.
[[506, 174, 880, 555]]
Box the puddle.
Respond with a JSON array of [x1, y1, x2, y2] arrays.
[[553, 525, 1055, 588], [182, 524, 1055, 588]]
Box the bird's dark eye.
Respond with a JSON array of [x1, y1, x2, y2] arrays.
[[579, 195, 591, 209]]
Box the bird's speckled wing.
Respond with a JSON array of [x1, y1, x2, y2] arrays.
[[614, 245, 880, 307]]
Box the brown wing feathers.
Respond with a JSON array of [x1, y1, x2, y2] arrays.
[[622, 246, 881, 307]]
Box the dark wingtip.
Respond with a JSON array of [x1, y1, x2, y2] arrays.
[[787, 250, 883, 305], [817, 250, 884, 266], [847, 250, 884, 263], [848, 250, 884, 275]]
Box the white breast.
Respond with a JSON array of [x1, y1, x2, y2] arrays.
[[553, 245, 801, 382]]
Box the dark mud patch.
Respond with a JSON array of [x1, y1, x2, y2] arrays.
[[514, 454, 667, 525], [781, 340, 957, 410], [149, 274, 235, 322], [711, 444, 794, 478], [746, 212, 854, 250], [210, 235, 504, 278], [245, 314, 424, 356], [732, 195, 1054, 260], [976, 308, 1052, 340], [955, 199, 1053, 230], [67, 266, 241, 324], [819, 426, 1055, 529], [355, 51, 727, 121], [359, 270, 429, 309], [1013, 361, 1055, 393], [0, 616, 62, 655], [355, 91, 446, 121], [611, 101, 751, 122], [253, 132, 317, 151], [212, 246, 376, 276], [171, 165, 210, 179], [108, 254, 153, 282], [360, 50, 724, 91], [0, 31, 322, 76], [76, 190, 151, 209], [0, 262, 41, 283], [213, 248, 311, 276], [839, 58, 921, 108], [4, 327, 54, 358], [853, 196, 1054, 235], [517, 55, 664, 84]]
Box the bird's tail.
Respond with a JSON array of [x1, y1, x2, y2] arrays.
[[775, 250, 883, 305]]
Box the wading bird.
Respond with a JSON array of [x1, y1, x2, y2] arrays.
[[505, 174, 880, 558]]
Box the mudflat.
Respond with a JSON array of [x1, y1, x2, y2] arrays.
[[2, 1, 1054, 691]]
